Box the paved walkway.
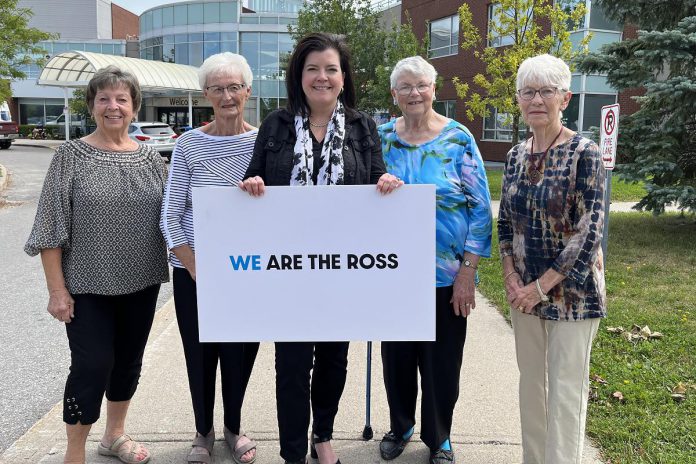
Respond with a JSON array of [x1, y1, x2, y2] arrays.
[[0, 294, 603, 464]]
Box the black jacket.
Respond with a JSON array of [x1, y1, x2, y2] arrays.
[[244, 108, 386, 185]]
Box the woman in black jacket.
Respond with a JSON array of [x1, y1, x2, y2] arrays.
[[240, 33, 401, 464]]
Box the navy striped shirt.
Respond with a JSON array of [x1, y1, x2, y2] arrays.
[[160, 128, 258, 268]]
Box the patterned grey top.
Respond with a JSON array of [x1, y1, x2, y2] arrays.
[[25, 140, 170, 295]]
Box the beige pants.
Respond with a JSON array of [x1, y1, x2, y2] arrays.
[[511, 310, 600, 464]]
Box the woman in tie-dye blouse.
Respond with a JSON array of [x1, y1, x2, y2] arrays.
[[499, 54, 606, 464], [377, 56, 492, 464]]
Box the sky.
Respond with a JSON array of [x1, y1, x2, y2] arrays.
[[112, 0, 188, 15]]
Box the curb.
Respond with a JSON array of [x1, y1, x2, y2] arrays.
[[0, 164, 7, 193]]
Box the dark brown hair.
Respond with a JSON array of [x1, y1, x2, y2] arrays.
[[86, 65, 142, 113], [285, 33, 356, 116]]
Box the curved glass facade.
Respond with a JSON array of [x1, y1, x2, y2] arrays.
[[139, 0, 299, 125]]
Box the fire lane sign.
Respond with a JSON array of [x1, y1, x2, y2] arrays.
[[600, 104, 620, 170]]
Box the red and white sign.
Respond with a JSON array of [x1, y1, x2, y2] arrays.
[[600, 104, 620, 170]]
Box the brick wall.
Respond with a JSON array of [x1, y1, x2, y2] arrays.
[[111, 3, 138, 40]]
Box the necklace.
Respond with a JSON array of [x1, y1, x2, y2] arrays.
[[528, 126, 564, 184], [309, 118, 330, 128]]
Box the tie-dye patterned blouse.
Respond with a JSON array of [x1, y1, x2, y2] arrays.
[[498, 134, 607, 321], [379, 119, 492, 288]]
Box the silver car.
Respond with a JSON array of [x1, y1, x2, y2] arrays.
[[128, 122, 178, 161]]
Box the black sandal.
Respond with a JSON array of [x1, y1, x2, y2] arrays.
[[429, 448, 455, 464], [379, 430, 411, 460]]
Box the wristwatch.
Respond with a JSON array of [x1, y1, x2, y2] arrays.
[[462, 259, 477, 270]]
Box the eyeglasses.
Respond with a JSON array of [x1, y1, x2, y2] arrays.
[[395, 83, 432, 96], [206, 83, 247, 96], [516, 87, 564, 101]]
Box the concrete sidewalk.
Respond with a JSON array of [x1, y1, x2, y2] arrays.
[[1, 294, 603, 464]]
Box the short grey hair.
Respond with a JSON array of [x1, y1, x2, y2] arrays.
[[390, 56, 437, 89], [516, 54, 571, 91], [198, 52, 253, 89], [86, 65, 142, 113]]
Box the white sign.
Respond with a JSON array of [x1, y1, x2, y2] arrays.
[[600, 103, 620, 170], [192, 185, 436, 342]]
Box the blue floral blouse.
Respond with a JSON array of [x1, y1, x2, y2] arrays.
[[378, 119, 492, 288], [498, 134, 607, 321]]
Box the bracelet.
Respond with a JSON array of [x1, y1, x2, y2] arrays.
[[535, 279, 550, 302], [503, 270, 518, 281]]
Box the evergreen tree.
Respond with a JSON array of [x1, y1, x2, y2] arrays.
[[0, 0, 55, 102], [291, 0, 426, 114], [577, 0, 696, 213]]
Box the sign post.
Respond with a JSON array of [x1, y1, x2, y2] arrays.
[[600, 103, 619, 268]]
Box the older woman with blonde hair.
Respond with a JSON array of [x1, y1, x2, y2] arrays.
[[498, 53, 606, 464], [161, 52, 259, 464], [377, 55, 492, 464], [26, 65, 168, 464]]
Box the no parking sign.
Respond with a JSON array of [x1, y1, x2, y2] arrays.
[[600, 104, 619, 170]]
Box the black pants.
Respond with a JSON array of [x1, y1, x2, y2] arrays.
[[275, 341, 349, 461], [63, 284, 160, 425], [381, 286, 467, 450], [173, 267, 259, 435]]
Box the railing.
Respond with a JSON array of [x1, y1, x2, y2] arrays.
[[371, 0, 401, 12]]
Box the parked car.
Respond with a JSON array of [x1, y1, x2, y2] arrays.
[[0, 102, 19, 149], [128, 122, 179, 161], [44, 113, 87, 138]]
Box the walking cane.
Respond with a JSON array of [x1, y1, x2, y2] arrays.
[[362, 341, 374, 440]]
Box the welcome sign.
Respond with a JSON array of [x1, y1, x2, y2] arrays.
[[192, 185, 436, 342]]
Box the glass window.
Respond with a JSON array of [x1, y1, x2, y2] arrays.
[[260, 80, 279, 98], [189, 33, 204, 42], [205, 32, 221, 41], [163, 44, 175, 62], [152, 8, 162, 30], [163, 34, 175, 44], [141, 11, 152, 34], [220, 1, 238, 22], [260, 97, 277, 122], [221, 32, 237, 41], [52, 43, 69, 54], [221, 41, 238, 53], [145, 47, 154, 60], [590, 3, 622, 31], [278, 17, 295, 25], [488, 3, 527, 47], [19, 103, 44, 125], [563, 94, 580, 131], [175, 34, 188, 43], [241, 33, 259, 76], [482, 106, 527, 141], [162, 7, 174, 27], [204, 41, 221, 58], [175, 43, 189, 64], [204, 2, 220, 23], [588, 31, 622, 52], [260, 16, 278, 24], [85, 43, 101, 53], [582, 94, 616, 132], [188, 3, 204, 24], [189, 42, 204, 66], [433, 100, 456, 119], [174, 5, 187, 26], [153, 45, 163, 61], [556, 0, 585, 30], [241, 16, 259, 24], [101, 44, 114, 55], [428, 15, 458, 58], [45, 104, 64, 120], [260, 33, 277, 44]]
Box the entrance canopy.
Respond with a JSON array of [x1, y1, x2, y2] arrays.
[[38, 51, 201, 92]]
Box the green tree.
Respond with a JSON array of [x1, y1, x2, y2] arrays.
[[0, 0, 55, 102], [291, 0, 426, 114], [69, 88, 92, 121], [454, 0, 588, 146], [576, 0, 696, 214]]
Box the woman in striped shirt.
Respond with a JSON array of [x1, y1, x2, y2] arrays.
[[160, 53, 259, 464]]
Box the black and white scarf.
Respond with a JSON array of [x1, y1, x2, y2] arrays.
[[291, 102, 345, 185]]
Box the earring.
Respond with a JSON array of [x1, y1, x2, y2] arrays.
[[393, 98, 398, 105]]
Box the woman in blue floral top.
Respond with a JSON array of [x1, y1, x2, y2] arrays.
[[498, 54, 606, 464], [377, 56, 492, 464]]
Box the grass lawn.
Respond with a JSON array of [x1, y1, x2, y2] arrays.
[[477, 213, 696, 463], [485, 168, 646, 203]]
